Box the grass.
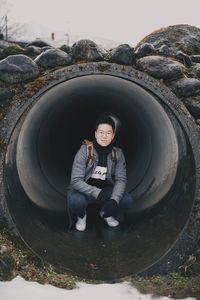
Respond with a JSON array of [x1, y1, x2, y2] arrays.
[[0, 222, 77, 289], [129, 273, 200, 299]]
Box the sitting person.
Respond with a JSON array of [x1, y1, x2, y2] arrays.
[[67, 113, 133, 231]]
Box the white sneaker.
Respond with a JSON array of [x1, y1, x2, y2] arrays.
[[75, 214, 87, 231], [104, 216, 119, 227]]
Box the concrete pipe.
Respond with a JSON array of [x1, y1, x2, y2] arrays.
[[1, 62, 200, 280]]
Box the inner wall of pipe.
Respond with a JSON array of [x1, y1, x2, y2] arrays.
[[16, 75, 179, 213], [4, 74, 196, 279]]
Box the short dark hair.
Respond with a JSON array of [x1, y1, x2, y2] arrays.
[[95, 113, 115, 132]]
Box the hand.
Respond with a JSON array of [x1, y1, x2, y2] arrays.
[[100, 199, 118, 218], [97, 186, 113, 203]]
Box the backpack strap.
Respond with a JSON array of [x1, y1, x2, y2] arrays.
[[82, 139, 95, 167], [83, 140, 118, 166], [111, 146, 117, 164]]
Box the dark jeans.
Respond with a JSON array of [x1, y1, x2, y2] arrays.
[[67, 188, 134, 219]]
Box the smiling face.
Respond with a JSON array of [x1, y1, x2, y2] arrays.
[[95, 123, 115, 147]]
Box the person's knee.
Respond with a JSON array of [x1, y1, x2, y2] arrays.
[[119, 193, 134, 211], [68, 191, 88, 217]]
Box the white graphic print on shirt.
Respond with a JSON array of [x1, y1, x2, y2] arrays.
[[91, 166, 107, 180]]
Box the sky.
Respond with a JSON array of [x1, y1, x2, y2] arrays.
[[6, 0, 200, 46], [0, 276, 196, 300]]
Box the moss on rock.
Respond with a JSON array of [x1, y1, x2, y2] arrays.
[[3, 44, 26, 57], [129, 272, 200, 299]]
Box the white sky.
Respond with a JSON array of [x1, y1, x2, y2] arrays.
[[6, 0, 200, 46], [0, 276, 196, 300]]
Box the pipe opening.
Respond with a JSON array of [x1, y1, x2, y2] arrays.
[[16, 75, 179, 213], [4, 73, 196, 279]]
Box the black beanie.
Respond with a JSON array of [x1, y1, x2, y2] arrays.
[[95, 114, 115, 132]]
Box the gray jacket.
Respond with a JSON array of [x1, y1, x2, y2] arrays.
[[70, 144, 127, 204]]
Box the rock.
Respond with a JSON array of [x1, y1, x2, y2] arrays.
[[196, 119, 200, 125], [135, 42, 155, 58], [0, 55, 39, 84], [195, 248, 200, 258], [0, 245, 8, 254], [136, 24, 200, 55], [71, 39, 105, 62], [137, 55, 185, 79], [0, 40, 17, 50], [181, 97, 200, 119], [0, 49, 5, 60], [0, 259, 9, 272], [0, 84, 12, 106], [170, 78, 200, 97], [26, 39, 51, 48], [158, 45, 175, 57], [109, 44, 135, 65], [181, 35, 200, 55], [2, 44, 26, 57], [34, 48, 72, 69], [25, 45, 42, 58], [191, 55, 200, 63], [41, 46, 53, 52], [191, 260, 200, 274], [59, 44, 71, 54], [0, 254, 13, 274], [192, 64, 200, 78], [189, 249, 200, 274], [175, 51, 192, 67]]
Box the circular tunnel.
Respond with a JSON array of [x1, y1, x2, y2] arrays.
[[2, 63, 200, 280]]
